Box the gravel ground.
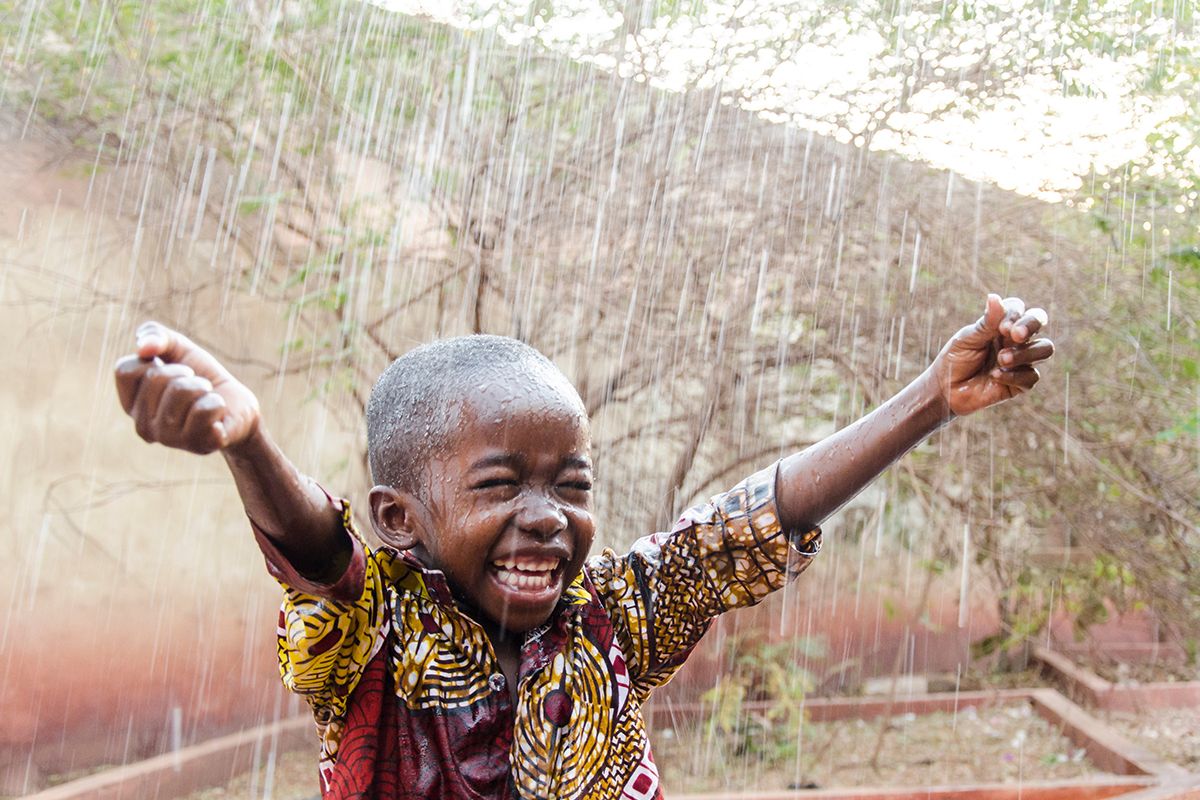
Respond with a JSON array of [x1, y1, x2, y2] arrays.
[[181, 750, 319, 800], [173, 701, 1173, 798], [655, 703, 1100, 793], [1083, 656, 1198, 685], [1105, 708, 1200, 771]]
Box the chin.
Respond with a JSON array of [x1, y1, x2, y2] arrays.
[[483, 596, 559, 637]]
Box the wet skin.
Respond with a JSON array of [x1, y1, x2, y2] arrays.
[[114, 324, 349, 579], [368, 385, 596, 686], [114, 293, 1053, 692], [776, 293, 1054, 530]]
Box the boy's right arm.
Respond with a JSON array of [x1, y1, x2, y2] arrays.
[[117, 323, 387, 756], [114, 321, 352, 582]]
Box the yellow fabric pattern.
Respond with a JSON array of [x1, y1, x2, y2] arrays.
[[587, 463, 822, 697], [269, 462, 820, 798], [274, 502, 392, 762]]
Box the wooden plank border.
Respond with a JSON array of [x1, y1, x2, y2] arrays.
[[1028, 689, 1188, 778], [647, 689, 1033, 729], [30, 682, 1196, 799], [1033, 647, 1200, 713], [24, 715, 314, 800], [666, 774, 1154, 800]]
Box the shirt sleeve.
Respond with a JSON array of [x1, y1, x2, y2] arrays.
[[585, 462, 821, 695], [251, 498, 390, 722]]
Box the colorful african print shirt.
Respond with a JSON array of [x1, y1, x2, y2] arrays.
[[253, 463, 821, 800]]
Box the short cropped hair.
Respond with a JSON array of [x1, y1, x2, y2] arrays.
[[366, 335, 585, 492]]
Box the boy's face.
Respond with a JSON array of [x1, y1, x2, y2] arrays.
[[413, 382, 595, 635]]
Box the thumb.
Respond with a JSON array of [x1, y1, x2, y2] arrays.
[[213, 420, 230, 449], [134, 321, 233, 384], [954, 293, 1004, 348], [980, 293, 1005, 334], [135, 321, 172, 360]]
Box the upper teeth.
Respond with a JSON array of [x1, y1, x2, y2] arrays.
[[492, 558, 559, 572], [492, 558, 561, 592]]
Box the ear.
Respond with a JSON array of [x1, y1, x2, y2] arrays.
[[368, 485, 427, 551]]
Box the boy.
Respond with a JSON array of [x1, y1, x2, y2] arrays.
[[114, 294, 1052, 799]]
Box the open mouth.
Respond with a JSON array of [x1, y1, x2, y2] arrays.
[[489, 557, 564, 595]]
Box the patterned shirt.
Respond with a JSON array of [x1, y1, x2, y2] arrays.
[[254, 463, 821, 799]]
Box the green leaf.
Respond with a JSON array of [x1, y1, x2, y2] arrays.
[[971, 633, 1005, 658], [1165, 246, 1200, 273], [237, 193, 283, 214]]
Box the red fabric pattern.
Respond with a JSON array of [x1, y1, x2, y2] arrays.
[[324, 648, 517, 799]]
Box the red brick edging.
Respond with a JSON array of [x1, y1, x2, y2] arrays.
[[1033, 646, 1200, 713]]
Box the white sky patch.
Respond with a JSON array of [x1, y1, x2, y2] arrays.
[[373, 0, 1196, 203]]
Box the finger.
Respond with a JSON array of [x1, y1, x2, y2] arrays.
[[129, 362, 196, 441], [955, 293, 1006, 347], [989, 365, 1040, 391], [114, 354, 154, 413], [180, 393, 228, 453], [135, 321, 172, 361], [137, 321, 202, 363], [152, 375, 215, 440], [135, 322, 231, 384], [980, 292, 1005, 334], [1010, 308, 1049, 343], [996, 338, 1055, 368], [997, 296, 1027, 338]]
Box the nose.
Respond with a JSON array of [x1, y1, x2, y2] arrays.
[[516, 491, 567, 538]]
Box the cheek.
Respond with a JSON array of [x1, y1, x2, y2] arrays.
[[432, 488, 501, 527], [437, 497, 515, 553], [571, 511, 596, 551]]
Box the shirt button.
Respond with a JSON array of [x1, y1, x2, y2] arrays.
[[489, 673, 507, 692]]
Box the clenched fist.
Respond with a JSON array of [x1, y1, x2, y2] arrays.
[[114, 322, 261, 454], [931, 293, 1055, 417]]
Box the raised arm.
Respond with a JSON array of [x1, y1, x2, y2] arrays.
[[114, 322, 351, 581], [776, 294, 1054, 531]]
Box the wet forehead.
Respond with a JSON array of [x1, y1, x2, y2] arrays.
[[451, 378, 591, 459]]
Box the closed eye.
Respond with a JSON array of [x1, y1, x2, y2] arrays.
[[474, 477, 518, 490]]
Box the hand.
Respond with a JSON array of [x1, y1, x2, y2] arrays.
[[114, 322, 261, 454], [931, 293, 1055, 417]]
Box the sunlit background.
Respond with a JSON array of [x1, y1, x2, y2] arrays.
[[1, 0, 1197, 796]]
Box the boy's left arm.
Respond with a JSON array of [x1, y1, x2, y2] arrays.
[[776, 293, 1054, 531], [588, 293, 1051, 695]]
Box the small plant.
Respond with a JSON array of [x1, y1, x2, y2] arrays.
[[700, 631, 826, 762]]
